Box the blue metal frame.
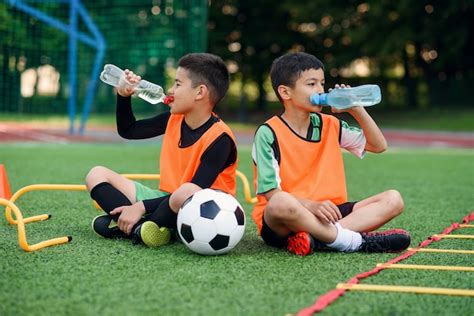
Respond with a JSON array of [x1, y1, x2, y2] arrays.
[[8, 0, 106, 135], [76, 1, 105, 135]]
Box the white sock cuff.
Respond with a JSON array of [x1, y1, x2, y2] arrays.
[[327, 222, 362, 252]]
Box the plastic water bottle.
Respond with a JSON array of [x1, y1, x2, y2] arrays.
[[309, 84, 381, 109], [100, 64, 170, 104]]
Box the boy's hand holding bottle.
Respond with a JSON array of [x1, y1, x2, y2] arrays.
[[100, 64, 174, 105], [117, 69, 141, 97], [329, 84, 352, 113]]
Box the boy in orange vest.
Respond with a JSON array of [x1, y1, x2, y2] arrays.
[[85, 53, 237, 247], [252, 52, 410, 255]]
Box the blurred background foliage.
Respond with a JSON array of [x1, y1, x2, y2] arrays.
[[208, 0, 473, 114], [1, 0, 473, 124]]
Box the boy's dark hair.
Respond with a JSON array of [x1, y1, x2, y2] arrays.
[[178, 53, 230, 106], [270, 52, 325, 101]]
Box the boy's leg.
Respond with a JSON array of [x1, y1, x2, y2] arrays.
[[169, 182, 201, 212], [265, 192, 366, 255], [136, 183, 200, 247], [265, 191, 410, 255], [264, 191, 338, 243], [133, 196, 175, 247], [338, 189, 404, 232], [85, 166, 137, 203], [144, 196, 178, 229], [265, 191, 369, 252], [86, 166, 137, 239]]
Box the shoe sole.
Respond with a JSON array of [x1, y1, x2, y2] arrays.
[[141, 221, 171, 247], [287, 232, 313, 256]]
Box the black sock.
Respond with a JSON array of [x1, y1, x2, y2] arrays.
[[145, 196, 177, 229], [90, 182, 132, 221]]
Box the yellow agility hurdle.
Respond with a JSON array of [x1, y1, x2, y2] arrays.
[[0, 198, 71, 252], [236, 170, 258, 204], [5, 172, 256, 224], [5, 184, 87, 225], [3, 171, 257, 252], [336, 283, 474, 297]]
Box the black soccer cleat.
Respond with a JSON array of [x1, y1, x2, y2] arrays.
[[358, 229, 411, 253], [131, 221, 171, 247], [92, 214, 128, 239]]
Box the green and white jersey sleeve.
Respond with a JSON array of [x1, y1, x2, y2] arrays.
[[252, 125, 281, 194], [340, 120, 366, 158]]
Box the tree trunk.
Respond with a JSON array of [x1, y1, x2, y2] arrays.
[[402, 48, 418, 109], [256, 71, 267, 111], [238, 75, 248, 122]]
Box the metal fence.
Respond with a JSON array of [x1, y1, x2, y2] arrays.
[[1, 0, 208, 132]]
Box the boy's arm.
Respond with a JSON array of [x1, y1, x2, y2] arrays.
[[191, 134, 236, 188], [347, 107, 387, 153], [114, 69, 170, 139], [116, 94, 171, 139], [164, 135, 235, 212]]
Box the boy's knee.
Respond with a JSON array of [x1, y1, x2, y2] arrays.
[[85, 166, 109, 189], [170, 183, 201, 212], [266, 192, 297, 221], [385, 189, 404, 216]]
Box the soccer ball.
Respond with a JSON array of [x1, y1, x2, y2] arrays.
[[177, 188, 246, 255]]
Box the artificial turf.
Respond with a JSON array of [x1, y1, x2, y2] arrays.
[[1, 144, 473, 315]]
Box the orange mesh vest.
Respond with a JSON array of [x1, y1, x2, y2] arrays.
[[159, 114, 237, 196], [252, 114, 348, 233]]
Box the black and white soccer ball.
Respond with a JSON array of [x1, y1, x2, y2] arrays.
[[177, 188, 246, 255]]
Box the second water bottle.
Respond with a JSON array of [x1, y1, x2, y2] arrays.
[[309, 84, 382, 109]]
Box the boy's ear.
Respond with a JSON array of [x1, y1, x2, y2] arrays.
[[195, 84, 208, 100], [277, 85, 291, 100]]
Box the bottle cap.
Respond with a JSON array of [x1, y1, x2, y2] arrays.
[[309, 93, 328, 105], [163, 95, 174, 105]]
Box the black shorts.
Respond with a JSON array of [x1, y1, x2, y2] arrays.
[[260, 201, 357, 248]]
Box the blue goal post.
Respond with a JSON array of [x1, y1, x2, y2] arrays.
[[8, 0, 106, 135]]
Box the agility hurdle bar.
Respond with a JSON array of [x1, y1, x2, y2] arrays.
[[5, 184, 87, 225], [336, 283, 474, 297], [408, 247, 474, 254], [236, 170, 258, 204], [376, 263, 474, 272], [432, 234, 474, 239]]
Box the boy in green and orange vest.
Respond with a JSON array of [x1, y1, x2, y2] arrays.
[[85, 53, 237, 247], [252, 52, 410, 256]]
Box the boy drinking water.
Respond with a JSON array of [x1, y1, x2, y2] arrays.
[[86, 53, 237, 247], [252, 52, 410, 256]]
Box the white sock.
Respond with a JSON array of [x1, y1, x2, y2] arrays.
[[326, 223, 362, 252]]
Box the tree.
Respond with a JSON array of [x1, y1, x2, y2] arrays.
[[209, 0, 474, 110], [208, 0, 301, 111], [287, 0, 474, 107]]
